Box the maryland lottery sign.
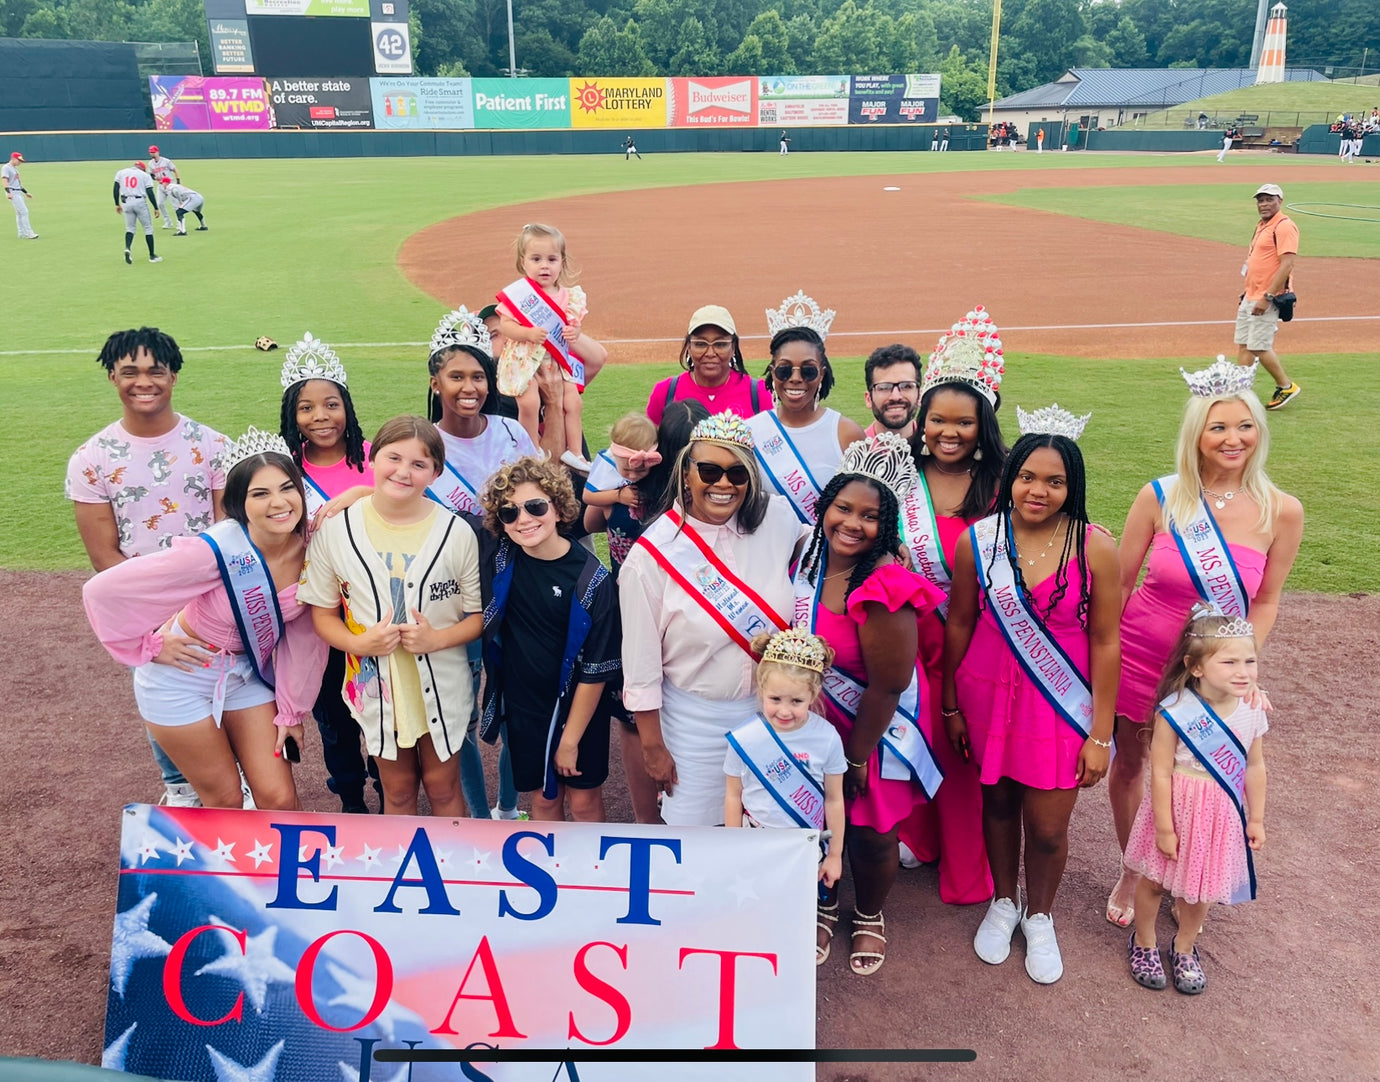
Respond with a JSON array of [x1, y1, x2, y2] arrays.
[[103, 805, 816, 1080]]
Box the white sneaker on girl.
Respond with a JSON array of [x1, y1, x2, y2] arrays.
[[1020, 911, 1064, 984], [974, 896, 1021, 964]]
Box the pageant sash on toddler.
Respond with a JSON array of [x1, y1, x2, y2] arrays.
[[970, 514, 1093, 739], [1157, 690, 1257, 903], [426, 459, 483, 516], [1151, 475, 1250, 618], [584, 450, 627, 494], [634, 509, 787, 656], [198, 519, 284, 688], [747, 411, 822, 524], [496, 277, 585, 389], [793, 556, 943, 798], [725, 714, 825, 830], [900, 473, 953, 619]]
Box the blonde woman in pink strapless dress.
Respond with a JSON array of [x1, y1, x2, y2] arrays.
[[1104, 369, 1302, 928]]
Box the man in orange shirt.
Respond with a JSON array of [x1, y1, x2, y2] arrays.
[[1235, 183, 1300, 409]]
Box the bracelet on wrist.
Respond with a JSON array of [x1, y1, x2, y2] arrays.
[[845, 757, 869, 770], [1088, 736, 1112, 749], [941, 706, 962, 717]]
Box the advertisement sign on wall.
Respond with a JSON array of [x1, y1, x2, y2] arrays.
[[371, 21, 411, 74], [848, 74, 942, 123], [569, 78, 669, 128], [245, 0, 370, 16], [757, 75, 851, 126], [668, 77, 758, 126], [371, 77, 473, 128], [268, 76, 374, 128], [208, 20, 254, 73], [150, 76, 272, 130], [102, 805, 816, 1081], [471, 77, 570, 128]]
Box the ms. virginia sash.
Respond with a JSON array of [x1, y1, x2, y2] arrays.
[[634, 509, 787, 656], [426, 459, 483, 516], [1151, 475, 1250, 618], [747, 411, 823, 524], [1157, 690, 1257, 903], [970, 514, 1093, 739], [900, 472, 952, 619], [496, 277, 585, 389], [725, 713, 826, 830], [199, 520, 284, 688]]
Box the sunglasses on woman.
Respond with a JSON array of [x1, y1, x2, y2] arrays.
[[773, 363, 820, 383], [497, 498, 551, 524], [691, 460, 751, 486]]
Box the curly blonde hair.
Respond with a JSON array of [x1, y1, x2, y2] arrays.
[[481, 455, 581, 537]]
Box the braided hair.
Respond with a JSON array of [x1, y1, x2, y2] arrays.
[[427, 344, 498, 424], [278, 378, 367, 472], [799, 473, 903, 602], [762, 326, 836, 401], [96, 327, 183, 373]]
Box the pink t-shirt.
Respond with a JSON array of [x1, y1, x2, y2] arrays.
[[645, 371, 772, 425], [65, 415, 227, 557], [303, 440, 374, 499]]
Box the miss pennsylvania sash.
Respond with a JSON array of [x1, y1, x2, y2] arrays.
[[725, 714, 825, 830], [747, 411, 822, 524], [426, 459, 483, 516], [634, 509, 787, 656], [793, 555, 943, 798], [1151, 475, 1250, 618], [496, 277, 585, 389], [900, 472, 952, 619], [199, 520, 284, 688], [1157, 690, 1257, 903], [970, 514, 1093, 739]]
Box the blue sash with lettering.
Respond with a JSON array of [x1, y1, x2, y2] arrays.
[[1151, 475, 1250, 618], [198, 520, 284, 688], [747, 411, 822, 524], [900, 472, 952, 620], [970, 514, 1094, 739], [725, 714, 825, 830], [426, 459, 483, 516], [496, 277, 585, 389], [301, 472, 330, 518], [583, 450, 627, 495], [1157, 690, 1257, 903]]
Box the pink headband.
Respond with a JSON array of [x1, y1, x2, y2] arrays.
[[609, 441, 661, 469]]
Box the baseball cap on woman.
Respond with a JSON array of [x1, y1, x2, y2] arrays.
[[687, 305, 737, 336]]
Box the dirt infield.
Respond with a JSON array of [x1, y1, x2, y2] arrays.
[[2, 567, 1376, 1079], [400, 164, 1377, 364]]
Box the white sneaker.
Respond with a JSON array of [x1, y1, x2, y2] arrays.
[[158, 782, 202, 808], [149, 256, 163, 263], [897, 841, 922, 869], [491, 805, 521, 821], [974, 896, 1021, 965], [1021, 911, 1064, 984], [559, 450, 593, 473]]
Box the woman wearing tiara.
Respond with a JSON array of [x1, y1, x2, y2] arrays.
[[745, 292, 865, 525], [83, 428, 328, 810], [1104, 358, 1302, 928]]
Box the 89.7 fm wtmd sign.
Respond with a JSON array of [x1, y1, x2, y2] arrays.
[[102, 805, 817, 1081]]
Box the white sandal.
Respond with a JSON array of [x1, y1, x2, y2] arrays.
[[849, 909, 887, 976], [816, 900, 839, 966]]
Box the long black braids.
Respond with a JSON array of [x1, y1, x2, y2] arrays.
[[278, 379, 367, 471], [799, 473, 903, 602], [986, 433, 1092, 626]]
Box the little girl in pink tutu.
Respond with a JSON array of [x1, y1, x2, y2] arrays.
[[1124, 604, 1269, 995]]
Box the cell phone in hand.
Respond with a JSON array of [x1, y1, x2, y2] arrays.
[[283, 735, 301, 763]]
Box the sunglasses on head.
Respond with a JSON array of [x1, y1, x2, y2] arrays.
[[773, 363, 821, 383], [497, 498, 551, 524], [691, 460, 751, 486]]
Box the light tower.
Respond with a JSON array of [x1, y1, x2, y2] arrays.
[[1256, 2, 1288, 84]]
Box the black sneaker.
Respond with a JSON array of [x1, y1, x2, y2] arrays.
[[196, 225, 209, 231], [1266, 382, 1300, 410], [124, 250, 132, 265]]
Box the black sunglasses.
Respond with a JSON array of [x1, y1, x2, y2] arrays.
[[497, 498, 551, 524], [691, 460, 751, 486], [773, 363, 820, 383]]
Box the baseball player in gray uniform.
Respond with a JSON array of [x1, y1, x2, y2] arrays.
[[159, 177, 207, 234], [3, 151, 37, 239], [146, 146, 179, 228], [113, 161, 163, 264]]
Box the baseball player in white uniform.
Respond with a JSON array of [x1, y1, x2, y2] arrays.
[[159, 178, 207, 234], [146, 146, 179, 229], [113, 161, 163, 264], [3, 151, 38, 239]]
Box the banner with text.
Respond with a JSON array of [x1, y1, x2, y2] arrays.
[[103, 805, 815, 1081], [668, 77, 758, 126], [245, 0, 370, 15], [570, 78, 670, 128], [472, 77, 571, 129], [269, 77, 374, 129], [371, 77, 473, 128], [757, 75, 851, 126], [208, 20, 254, 73], [848, 74, 942, 124], [150, 76, 272, 131]]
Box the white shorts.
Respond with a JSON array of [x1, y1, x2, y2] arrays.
[[1233, 296, 1280, 353], [133, 649, 275, 727]]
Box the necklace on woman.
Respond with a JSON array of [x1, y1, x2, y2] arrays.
[[1201, 485, 1237, 510], [824, 565, 855, 582], [927, 459, 970, 477], [1019, 517, 1065, 567]]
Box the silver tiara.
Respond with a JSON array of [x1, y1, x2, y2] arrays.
[[923, 306, 1005, 405], [837, 432, 918, 501], [1017, 403, 1091, 441], [1189, 615, 1256, 639], [280, 332, 347, 390], [1180, 355, 1258, 398], [430, 307, 491, 358], [226, 425, 292, 473], [766, 290, 836, 340]]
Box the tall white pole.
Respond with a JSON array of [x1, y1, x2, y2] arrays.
[[506, 0, 517, 76], [986, 0, 1002, 128]]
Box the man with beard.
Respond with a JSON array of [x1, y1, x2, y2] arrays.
[[862, 344, 922, 440]]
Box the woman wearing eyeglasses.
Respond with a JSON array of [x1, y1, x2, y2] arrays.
[[619, 414, 805, 825], [645, 305, 773, 426]]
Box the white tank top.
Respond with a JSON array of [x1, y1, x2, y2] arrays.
[[747, 406, 846, 492]]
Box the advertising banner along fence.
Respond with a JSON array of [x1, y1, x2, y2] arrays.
[[103, 805, 816, 1081], [668, 77, 758, 126], [757, 75, 851, 126], [150, 76, 272, 131], [471, 77, 571, 129], [371, 77, 473, 128], [245, 0, 370, 16], [269, 76, 374, 129], [848, 74, 942, 123], [569, 78, 670, 128]]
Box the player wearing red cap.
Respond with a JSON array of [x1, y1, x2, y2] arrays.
[[3, 152, 37, 239], [146, 146, 179, 229], [113, 161, 162, 264], [159, 176, 207, 234]]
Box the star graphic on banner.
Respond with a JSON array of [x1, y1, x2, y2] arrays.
[[433, 847, 454, 872], [392, 843, 412, 868], [326, 962, 422, 1041], [195, 919, 295, 1013], [110, 893, 172, 996], [247, 839, 274, 869], [470, 847, 493, 873], [339, 1060, 410, 1082], [322, 842, 346, 871], [212, 838, 237, 863], [727, 876, 760, 907], [356, 842, 383, 872], [136, 835, 162, 864], [206, 1039, 284, 1082], [171, 837, 196, 866], [101, 1022, 136, 1070]]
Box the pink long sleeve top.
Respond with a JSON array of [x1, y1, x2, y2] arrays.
[[82, 534, 327, 728]]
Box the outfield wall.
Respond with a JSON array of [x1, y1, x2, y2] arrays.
[[1297, 124, 1380, 155], [1077, 129, 1225, 152]]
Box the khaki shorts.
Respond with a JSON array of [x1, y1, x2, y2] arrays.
[[1234, 296, 1280, 352]]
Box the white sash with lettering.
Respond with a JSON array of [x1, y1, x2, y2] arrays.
[[634, 509, 787, 656], [900, 472, 952, 619], [198, 520, 284, 688], [584, 450, 627, 494], [1157, 690, 1257, 903], [970, 514, 1094, 738], [725, 713, 825, 830], [1151, 475, 1250, 618], [426, 459, 483, 516], [747, 411, 822, 524], [301, 472, 329, 518], [496, 276, 585, 389], [792, 554, 943, 798]]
